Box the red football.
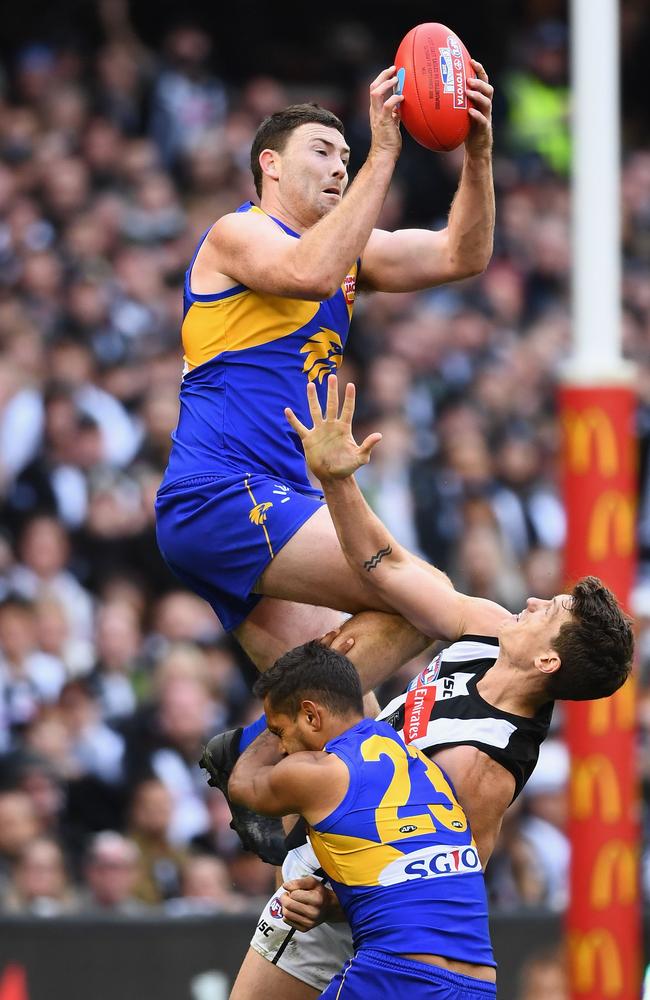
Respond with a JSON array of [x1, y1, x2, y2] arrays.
[[395, 23, 473, 152]]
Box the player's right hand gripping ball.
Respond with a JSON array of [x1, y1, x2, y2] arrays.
[[395, 22, 473, 152]]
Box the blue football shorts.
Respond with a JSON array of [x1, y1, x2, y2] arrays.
[[320, 950, 497, 1000], [155, 472, 324, 632]]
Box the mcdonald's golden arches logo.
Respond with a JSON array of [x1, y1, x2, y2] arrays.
[[590, 840, 637, 909], [587, 490, 635, 561], [571, 754, 622, 823], [588, 679, 636, 736], [570, 929, 623, 996], [563, 408, 619, 477]]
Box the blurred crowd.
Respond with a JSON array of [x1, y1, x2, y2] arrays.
[[0, 2, 649, 944]]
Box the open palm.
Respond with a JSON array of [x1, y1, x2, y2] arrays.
[[285, 375, 382, 481]]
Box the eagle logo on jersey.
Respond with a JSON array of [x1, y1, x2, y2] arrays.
[[249, 501, 273, 525], [300, 328, 343, 383]]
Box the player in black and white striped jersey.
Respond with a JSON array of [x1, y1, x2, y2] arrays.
[[378, 634, 549, 803]]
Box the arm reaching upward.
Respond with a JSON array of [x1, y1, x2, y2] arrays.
[[359, 60, 495, 292], [286, 376, 511, 640]]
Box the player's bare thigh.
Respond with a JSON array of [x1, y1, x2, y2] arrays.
[[230, 948, 318, 1000], [234, 598, 345, 671], [253, 504, 393, 613]]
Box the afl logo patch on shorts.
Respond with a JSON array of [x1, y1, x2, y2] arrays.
[[269, 897, 284, 920]]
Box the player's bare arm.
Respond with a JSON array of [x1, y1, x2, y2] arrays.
[[228, 730, 348, 821], [193, 68, 404, 302], [286, 375, 511, 640], [431, 746, 515, 865], [360, 60, 495, 292]]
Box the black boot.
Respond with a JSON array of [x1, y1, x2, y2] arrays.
[[199, 728, 287, 866]]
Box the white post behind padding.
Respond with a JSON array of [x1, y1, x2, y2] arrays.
[[568, 0, 627, 382]]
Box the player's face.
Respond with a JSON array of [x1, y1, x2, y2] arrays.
[[499, 594, 574, 665], [277, 124, 350, 221], [266, 706, 317, 755]]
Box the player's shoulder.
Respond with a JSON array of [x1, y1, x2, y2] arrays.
[[275, 750, 334, 777], [207, 206, 289, 265], [274, 751, 348, 808], [445, 635, 500, 661], [210, 204, 277, 240]]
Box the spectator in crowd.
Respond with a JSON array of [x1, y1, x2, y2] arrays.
[[121, 675, 217, 844], [149, 22, 228, 168], [502, 21, 570, 176], [519, 740, 571, 911], [516, 949, 567, 1000], [190, 786, 245, 861], [0, 791, 40, 892], [127, 777, 188, 904], [12, 515, 94, 641], [80, 830, 146, 914], [58, 679, 125, 787], [165, 854, 244, 916], [2, 836, 77, 915], [0, 596, 66, 748], [88, 601, 145, 721], [34, 597, 94, 678]]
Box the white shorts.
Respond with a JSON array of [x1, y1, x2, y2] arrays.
[[249, 842, 353, 993]]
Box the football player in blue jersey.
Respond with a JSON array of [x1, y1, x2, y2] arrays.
[[229, 640, 497, 1000], [155, 63, 495, 683]]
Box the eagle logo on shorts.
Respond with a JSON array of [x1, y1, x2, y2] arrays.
[[300, 327, 343, 383], [249, 501, 273, 525]]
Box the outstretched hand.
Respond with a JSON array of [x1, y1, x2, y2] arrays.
[[285, 375, 382, 482]]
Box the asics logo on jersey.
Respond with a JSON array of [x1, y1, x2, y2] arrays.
[[249, 501, 273, 525], [300, 328, 343, 383]]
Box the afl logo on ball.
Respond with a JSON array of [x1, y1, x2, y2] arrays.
[[269, 897, 284, 919], [439, 49, 454, 94], [344, 274, 356, 304]]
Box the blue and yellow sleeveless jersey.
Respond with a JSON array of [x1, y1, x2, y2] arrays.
[[309, 719, 495, 967], [160, 201, 359, 493]]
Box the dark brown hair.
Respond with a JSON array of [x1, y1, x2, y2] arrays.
[[250, 104, 345, 197], [546, 576, 634, 700], [253, 640, 363, 718]]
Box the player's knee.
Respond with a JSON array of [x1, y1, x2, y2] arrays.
[[340, 610, 429, 650]]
